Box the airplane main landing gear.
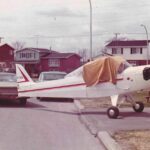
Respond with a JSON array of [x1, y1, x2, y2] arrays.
[[123, 95, 144, 113], [133, 102, 144, 112], [107, 106, 119, 119]]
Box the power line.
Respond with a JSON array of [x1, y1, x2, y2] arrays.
[[3, 32, 149, 40]]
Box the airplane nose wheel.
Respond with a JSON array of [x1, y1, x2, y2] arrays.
[[133, 102, 144, 112], [107, 106, 119, 119]]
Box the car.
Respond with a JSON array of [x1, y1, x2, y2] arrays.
[[0, 72, 27, 105], [38, 71, 67, 82], [38, 71, 67, 100]]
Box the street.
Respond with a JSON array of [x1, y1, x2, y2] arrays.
[[0, 98, 105, 150]]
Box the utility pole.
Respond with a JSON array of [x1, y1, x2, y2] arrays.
[[141, 24, 149, 65], [35, 35, 39, 48], [89, 0, 93, 61], [114, 33, 120, 51], [0, 37, 4, 43], [114, 33, 120, 44], [114, 33, 120, 40]]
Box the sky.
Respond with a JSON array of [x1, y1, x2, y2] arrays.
[[0, 0, 150, 56]]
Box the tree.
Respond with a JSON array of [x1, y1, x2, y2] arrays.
[[78, 48, 88, 63], [12, 41, 26, 51]]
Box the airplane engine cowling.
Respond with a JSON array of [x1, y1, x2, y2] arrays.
[[143, 67, 150, 80]]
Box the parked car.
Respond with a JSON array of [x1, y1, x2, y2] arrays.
[[0, 72, 27, 105], [38, 71, 67, 100], [38, 71, 67, 82]]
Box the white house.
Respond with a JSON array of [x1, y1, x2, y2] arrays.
[[105, 40, 150, 66]]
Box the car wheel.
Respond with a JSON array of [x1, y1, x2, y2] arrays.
[[19, 98, 27, 106]]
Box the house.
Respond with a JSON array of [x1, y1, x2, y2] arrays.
[[41, 52, 81, 73], [15, 48, 81, 76], [105, 40, 150, 66], [0, 44, 15, 72], [15, 48, 56, 75]]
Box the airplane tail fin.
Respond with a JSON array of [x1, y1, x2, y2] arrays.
[[16, 64, 34, 87]]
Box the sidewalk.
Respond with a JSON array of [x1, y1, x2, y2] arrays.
[[74, 100, 150, 150]]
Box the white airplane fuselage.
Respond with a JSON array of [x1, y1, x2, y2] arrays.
[[18, 65, 150, 99]]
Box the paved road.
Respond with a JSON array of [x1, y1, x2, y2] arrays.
[[0, 99, 105, 150]]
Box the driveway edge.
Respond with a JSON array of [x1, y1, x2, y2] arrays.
[[74, 99, 122, 150], [98, 131, 122, 150]]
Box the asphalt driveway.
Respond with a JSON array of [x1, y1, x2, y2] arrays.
[[79, 107, 150, 134]]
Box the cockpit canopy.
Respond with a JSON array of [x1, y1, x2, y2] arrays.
[[118, 61, 131, 74]]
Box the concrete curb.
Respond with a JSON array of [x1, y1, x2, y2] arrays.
[[79, 115, 98, 136], [74, 99, 122, 150], [98, 131, 122, 150], [74, 99, 97, 135], [74, 99, 85, 112]]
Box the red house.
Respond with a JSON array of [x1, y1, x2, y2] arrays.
[[41, 52, 81, 73], [0, 44, 15, 72], [15, 48, 81, 76]]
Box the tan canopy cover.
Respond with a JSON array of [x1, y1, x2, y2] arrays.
[[83, 56, 125, 86]]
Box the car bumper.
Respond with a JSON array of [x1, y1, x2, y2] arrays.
[[0, 87, 18, 100]]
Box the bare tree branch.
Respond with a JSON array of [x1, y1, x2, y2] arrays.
[[12, 41, 26, 51]]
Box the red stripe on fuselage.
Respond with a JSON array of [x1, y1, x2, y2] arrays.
[[18, 83, 86, 93], [18, 78, 123, 93]]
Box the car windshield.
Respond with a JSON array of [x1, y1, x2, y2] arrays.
[[0, 74, 16, 82]]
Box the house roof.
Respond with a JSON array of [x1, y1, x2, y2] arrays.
[[42, 52, 81, 59], [17, 48, 53, 53], [106, 40, 150, 47], [0, 44, 14, 50]]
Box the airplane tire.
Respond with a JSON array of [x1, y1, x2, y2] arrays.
[[107, 106, 119, 119], [133, 102, 144, 112]]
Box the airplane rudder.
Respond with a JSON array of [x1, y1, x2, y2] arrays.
[[16, 64, 33, 84]]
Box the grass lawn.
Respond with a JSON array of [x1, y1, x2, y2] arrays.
[[113, 130, 150, 150], [79, 91, 150, 108]]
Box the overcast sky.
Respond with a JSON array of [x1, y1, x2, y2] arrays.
[[0, 0, 150, 56]]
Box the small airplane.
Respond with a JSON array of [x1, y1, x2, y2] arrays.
[[16, 56, 150, 118]]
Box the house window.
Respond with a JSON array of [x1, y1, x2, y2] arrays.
[[112, 48, 117, 54], [19, 53, 22, 58], [140, 48, 143, 54], [19, 52, 35, 59], [131, 48, 142, 54], [26, 53, 32, 58], [112, 48, 123, 54], [131, 48, 137, 54], [34, 53, 36, 58], [121, 48, 123, 54], [49, 59, 60, 67]]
